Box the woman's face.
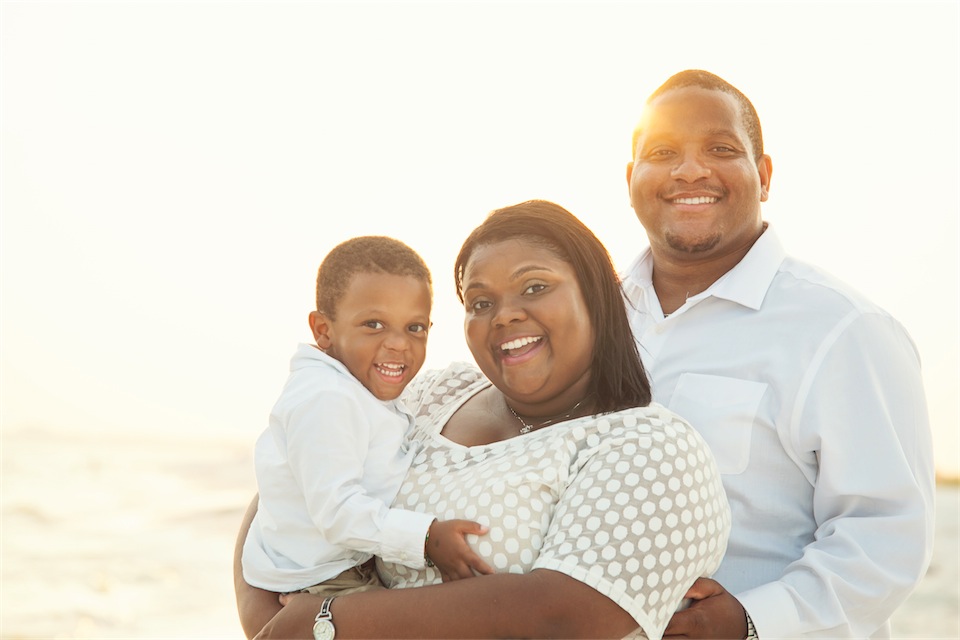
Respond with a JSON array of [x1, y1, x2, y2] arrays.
[[460, 238, 595, 415]]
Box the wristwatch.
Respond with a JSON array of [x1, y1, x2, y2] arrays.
[[745, 610, 759, 640], [312, 597, 336, 640]]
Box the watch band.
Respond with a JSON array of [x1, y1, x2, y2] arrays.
[[312, 596, 337, 640], [745, 610, 759, 640]]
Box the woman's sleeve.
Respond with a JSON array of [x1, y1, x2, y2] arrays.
[[532, 409, 732, 640]]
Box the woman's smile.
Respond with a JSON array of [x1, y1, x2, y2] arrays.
[[497, 334, 544, 363]]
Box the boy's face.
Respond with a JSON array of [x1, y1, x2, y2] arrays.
[[310, 272, 431, 401]]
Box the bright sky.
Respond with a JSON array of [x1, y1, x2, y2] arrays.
[[2, 1, 958, 476]]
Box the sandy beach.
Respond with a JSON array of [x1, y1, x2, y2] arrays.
[[2, 425, 957, 639]]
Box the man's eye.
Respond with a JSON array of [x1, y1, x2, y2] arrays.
[[648, 148, 675, 158]]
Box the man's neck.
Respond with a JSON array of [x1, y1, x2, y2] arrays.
[[651, 224, 765, 315]]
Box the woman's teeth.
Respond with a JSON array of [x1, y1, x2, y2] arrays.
[[500, 336, 542, 352]]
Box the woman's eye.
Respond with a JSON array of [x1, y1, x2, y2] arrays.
[[523, 284, 547, 295]]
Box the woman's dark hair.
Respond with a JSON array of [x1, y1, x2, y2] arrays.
[[454, 199, 651, 412]]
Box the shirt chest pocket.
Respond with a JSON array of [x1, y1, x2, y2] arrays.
[[669, 373, 768, 475]]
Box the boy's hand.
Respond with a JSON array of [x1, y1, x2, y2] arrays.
[[425, 519, 494, 582]]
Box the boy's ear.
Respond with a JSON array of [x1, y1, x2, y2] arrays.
[[308, 311, 333, 349]]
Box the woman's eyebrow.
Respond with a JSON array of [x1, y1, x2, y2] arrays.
[[463, 264, 555, 293], [509, 264, 553, 280]]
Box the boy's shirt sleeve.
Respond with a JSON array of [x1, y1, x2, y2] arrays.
[[284, 385, 436, 569]]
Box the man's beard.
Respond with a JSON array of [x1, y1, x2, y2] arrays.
[[664, 231, 722, 254]]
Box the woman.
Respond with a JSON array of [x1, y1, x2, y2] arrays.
[[234, 200, 730, 639]]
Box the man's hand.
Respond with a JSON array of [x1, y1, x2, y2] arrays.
[[664, 577, 748, 639], [426, 519, 494, 582]]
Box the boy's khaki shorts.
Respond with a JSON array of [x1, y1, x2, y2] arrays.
[[299, 558, 385, 598]]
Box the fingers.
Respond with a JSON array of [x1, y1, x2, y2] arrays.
[[469, 555, 495, 575], [683, 577, 722, 599], [453, 519, 490, 535]]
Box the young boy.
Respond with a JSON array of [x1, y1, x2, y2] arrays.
[[242, 236, 492, 596]]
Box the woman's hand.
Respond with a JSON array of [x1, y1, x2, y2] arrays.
[[257, 592, 326, 639]]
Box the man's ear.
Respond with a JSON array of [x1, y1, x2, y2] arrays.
[[308, 311, 333, 349], [758, 154, 773, 202]]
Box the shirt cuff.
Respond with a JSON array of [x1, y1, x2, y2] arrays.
[[738, 584, 800, 640], [377, 508, 436, 568]]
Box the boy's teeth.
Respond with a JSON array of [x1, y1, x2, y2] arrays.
[[376, 363, 404, 377], [673, 196, 718, 204], [501, 336, 542, 351]]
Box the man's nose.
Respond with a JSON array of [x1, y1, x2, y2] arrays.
[[671, 151, 711, 181]]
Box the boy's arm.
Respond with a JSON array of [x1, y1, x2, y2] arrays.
[[284, 389, 433, 567]]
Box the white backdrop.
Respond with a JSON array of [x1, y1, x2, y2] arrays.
[[3, 1, 958, 475]]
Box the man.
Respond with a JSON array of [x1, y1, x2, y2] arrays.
[[621, 69, 935, 638]]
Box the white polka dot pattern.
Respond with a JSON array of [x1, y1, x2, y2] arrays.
[[380, 363, 731, 640]]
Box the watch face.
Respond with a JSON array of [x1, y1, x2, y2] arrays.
[[312, 618, 335, 640]]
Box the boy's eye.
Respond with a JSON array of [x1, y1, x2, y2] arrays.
[[363, 320, 385, 329], [469, 299, 492, 312], [408, 323, 428, 334]]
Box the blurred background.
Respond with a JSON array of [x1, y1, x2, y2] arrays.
[[2, 1, 957, 637]]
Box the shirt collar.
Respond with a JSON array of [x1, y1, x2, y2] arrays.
[[293, 343, 409, 413], [624, 223, 786, 312], [709, 224, 786, 310]]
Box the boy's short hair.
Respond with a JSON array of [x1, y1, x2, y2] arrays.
[[316, 236, 432, 318]]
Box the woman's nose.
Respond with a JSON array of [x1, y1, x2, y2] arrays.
[[492, 300, 526, 327]]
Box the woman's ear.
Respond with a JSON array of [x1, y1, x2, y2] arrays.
[[308, 311, 333, 349]]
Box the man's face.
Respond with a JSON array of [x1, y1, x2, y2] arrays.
[[627, 86, 772, 262]]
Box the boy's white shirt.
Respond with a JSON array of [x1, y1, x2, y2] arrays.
[[242, 343, 435, 592]]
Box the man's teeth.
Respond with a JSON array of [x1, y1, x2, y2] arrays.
[[376, 363, 405, 377], [500, 336, 542, 352], [673, 196, 718, 205]]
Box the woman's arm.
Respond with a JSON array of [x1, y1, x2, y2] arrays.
[[233, 495, 282, 639], [236, 497, 636, 639], [257, 569, 639, 639]]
